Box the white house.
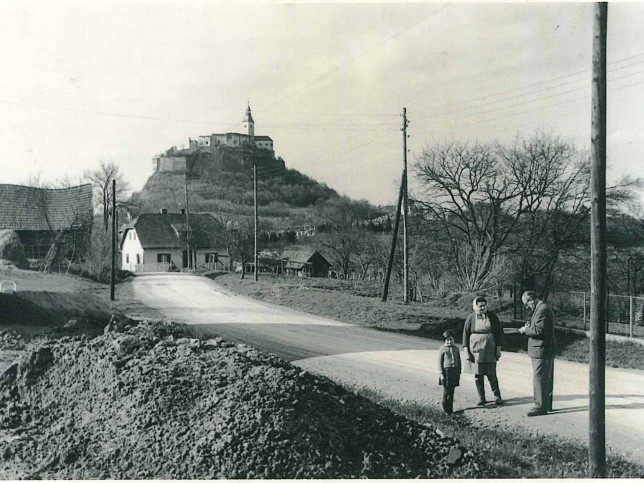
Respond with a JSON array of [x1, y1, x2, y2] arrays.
[[120, 210, 229, 273]]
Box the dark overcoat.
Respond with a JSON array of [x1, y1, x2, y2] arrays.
[[523, 301, 555, 359]]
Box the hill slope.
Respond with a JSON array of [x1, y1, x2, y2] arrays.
[[129, 146, 380, 229]]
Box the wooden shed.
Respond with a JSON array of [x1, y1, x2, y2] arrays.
[[280, 249, 331, 278]]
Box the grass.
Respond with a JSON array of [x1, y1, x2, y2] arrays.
[[354, 388, 644, 478], [210, 272, 644, 371]]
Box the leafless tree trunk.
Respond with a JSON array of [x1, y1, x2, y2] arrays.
[[85, 161, 130, 231]]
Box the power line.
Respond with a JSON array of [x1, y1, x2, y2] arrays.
[[415, 62, 644, 125], [412, 52, 644, 115], [4, 52, 644, 134], [413, 71, 644, 136], [259, 6, 448, 113]]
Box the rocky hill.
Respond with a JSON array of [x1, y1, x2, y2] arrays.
[[129, 146, 343, 228]]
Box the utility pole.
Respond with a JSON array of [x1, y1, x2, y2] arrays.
[[589, 2, 607, 478], [254, 164, 258, 282], [381, 175, 405, 302], [185, 176, 192, 269], [110, 178, 116, 301], [401, 107, 409, 304]]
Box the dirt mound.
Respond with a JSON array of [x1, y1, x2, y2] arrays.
[[0, 317, 492, 479]]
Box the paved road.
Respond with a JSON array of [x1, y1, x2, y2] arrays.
[[129, 272, 644, 462]]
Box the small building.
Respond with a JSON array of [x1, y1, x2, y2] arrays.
[[280, 249, 331, 278], [120, 210, 229, 273]]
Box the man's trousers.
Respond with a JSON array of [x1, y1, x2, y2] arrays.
[[531, 356, 554, 411]]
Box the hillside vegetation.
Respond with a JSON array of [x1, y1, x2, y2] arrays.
[[129, 147, 357, 229]]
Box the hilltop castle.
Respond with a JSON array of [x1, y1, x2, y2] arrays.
[[190, 104, 274, 153], [153, 104, 274, 173]]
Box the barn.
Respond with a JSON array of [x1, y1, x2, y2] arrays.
[[280, 249, 331, 278], [0, 184, 93, 264]]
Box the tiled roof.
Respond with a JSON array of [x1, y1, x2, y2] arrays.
[[254, 136, 273, 141], [123, 212, 222, 249], [0, 184, 93, 231]]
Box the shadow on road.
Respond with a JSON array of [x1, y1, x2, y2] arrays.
[[379, 322, 589, 358]]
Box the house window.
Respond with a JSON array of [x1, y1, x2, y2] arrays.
[[126, 254, 130, 263], [205, 253, 218, 264], [157, 253, 171, 263], [136, 254, 141, 264], [133, 232, 137, 240]]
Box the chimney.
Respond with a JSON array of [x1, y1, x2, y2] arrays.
[[160, 208, 167, 215], [180, 208, 186, 214]]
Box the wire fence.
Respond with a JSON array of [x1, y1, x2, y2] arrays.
[[515, 290, 644, 339]]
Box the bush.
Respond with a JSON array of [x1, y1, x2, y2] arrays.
[[77, 226, 114, 284]]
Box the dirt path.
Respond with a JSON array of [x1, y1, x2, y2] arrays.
[[129, 272, 644, 462]]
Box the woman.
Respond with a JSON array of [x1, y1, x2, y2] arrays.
[[462, 296, 504, 406]]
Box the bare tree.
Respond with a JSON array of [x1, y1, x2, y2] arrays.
[[316, 199, 371, 278], [226, 219, 254, 279], [85, 161, 130, 231], [354, 233, 387, 280], [413, 133, 588, 292]]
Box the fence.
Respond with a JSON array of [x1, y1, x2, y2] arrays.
[[134, 262, 172, 273], [515, 290, 644, 340]]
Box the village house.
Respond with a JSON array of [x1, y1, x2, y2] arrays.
[[0, 183, 93, 261], [120, 210, 229, 273]]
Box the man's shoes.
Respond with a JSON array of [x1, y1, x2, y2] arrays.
[[527, 407, 548, 417], [476, 400, 487, 406], [495, 397, 504, 405]]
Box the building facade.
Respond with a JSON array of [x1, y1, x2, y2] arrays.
[[120, 211, 229, 273], [189, 104, 273, 153]]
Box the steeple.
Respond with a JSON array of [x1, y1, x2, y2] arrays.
[[243, 102, 255, 141]]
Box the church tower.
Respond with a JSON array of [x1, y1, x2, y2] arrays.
[[243, 103, 255, 144]]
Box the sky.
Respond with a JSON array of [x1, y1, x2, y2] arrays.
[[0, 2, 643, 206]]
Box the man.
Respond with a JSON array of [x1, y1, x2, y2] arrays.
[[519, 291, 555, 417]]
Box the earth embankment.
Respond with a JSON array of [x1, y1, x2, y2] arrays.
[[0, 291, 113, 327], [0, 316, 492, 479]]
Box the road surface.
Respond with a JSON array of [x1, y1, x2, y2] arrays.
[[128, 273, 644, 462]]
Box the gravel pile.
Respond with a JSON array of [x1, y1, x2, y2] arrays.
[[0, 316, 493, 479], [0, 330, 26, 351]]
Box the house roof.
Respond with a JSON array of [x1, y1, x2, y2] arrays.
[[122, 212, 222, 250], [281, 249, 317, 263], [280, 249, 330, 269], [0, 184, 93, 231], [254, 136, 273, 142]]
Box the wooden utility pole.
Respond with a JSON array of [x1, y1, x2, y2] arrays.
[[254, 164, 258, 282], [110, 178, 116, 301], [381, 175, 405, 302], [402, 107, 409, 304], [589, 2, 607, 477], [185, 176, 192, 268]]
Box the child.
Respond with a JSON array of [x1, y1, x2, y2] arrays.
[[438, 329, 461, 415]]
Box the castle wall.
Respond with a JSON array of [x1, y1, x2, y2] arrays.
[[154, 156, 187, 173]]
